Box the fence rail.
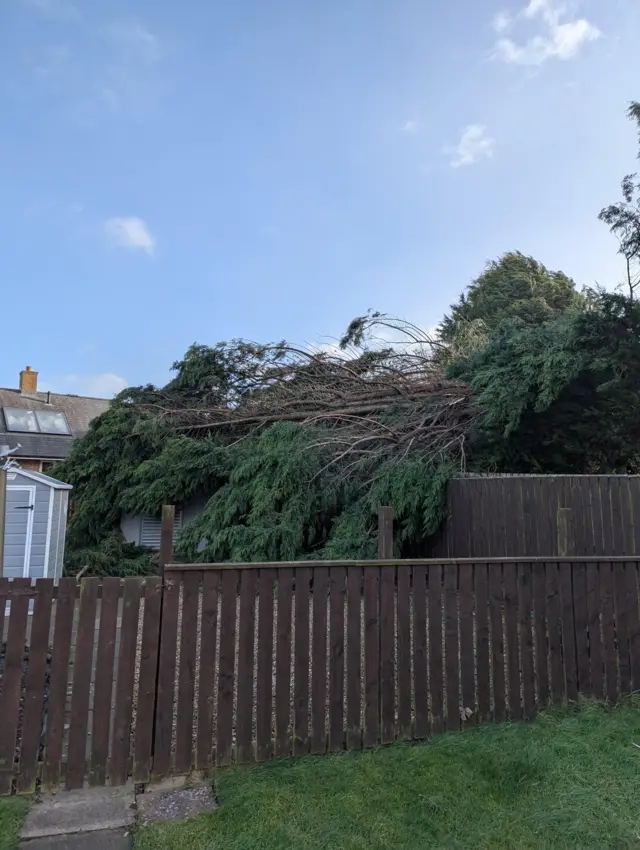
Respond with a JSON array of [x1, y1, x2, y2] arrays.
[[0, 558, 639, 793]]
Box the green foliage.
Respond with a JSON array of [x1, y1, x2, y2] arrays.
[[453, 292, 640, 473], [440, 251, 582, 348]]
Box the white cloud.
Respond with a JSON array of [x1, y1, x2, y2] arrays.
[[493, 0, 600, 66], [22, 0, 79, 20], [447, 124, 494, 169], [493, 11, 512, 33], [402, 119, 418, 133], [105, 217, 156, 255], [105, 20, 163, 65]]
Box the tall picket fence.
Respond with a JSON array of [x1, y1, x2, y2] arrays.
[[0, 558, 639, 793]]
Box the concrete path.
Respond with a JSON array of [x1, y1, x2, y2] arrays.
[[21, 827, 131, 849], [20, 787, 135, 848]]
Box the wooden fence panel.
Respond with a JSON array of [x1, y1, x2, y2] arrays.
[[363, 565, 379, 747], [16, 580, 54, 794], [275, 568, 293, 758], [428, 565, 444, 733], [89, 578, 120, 787], [133, 577, 162, 784], [217, 570, 239, 766], [255, 569, 274, 763], [294, 567, 310, 757], [66, 578, 98, 790], [3, 556, 640, 793], [0, 579, 34, 794], [412, 565, 429, 738], [175, 572, 200, 774], [396, 566, 411, 739], [110, 579, 141, 786], [236, 569, 256, 764], [329, 567, 345, 752], [42, 578, 76, 790], [489, 565, 506, 722], [153, 575, 179, 778], [346, 566, 362, 750]]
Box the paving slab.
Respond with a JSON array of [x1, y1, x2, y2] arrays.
[[136, 784, 217, 825], [21, 787, 135, 840], [21, 827, 132, 849]]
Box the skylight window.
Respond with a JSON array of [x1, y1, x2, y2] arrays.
[[3, 408, 71, 435]]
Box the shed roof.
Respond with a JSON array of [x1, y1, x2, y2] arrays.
[[6, 466, 73, 490]]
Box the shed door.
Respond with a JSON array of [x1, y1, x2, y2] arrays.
[[4, 486, 36, 578]]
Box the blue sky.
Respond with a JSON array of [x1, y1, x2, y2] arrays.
[[1, 0, 639, 396]]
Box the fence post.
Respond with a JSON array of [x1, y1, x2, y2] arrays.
[[378, 506, 393, 559], [158, 504, 175, 574], [150, 504, 174, 777]]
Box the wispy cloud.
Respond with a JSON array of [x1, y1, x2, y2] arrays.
[[29, 44, 69, 77], [105, 217, 156, 255], [447, 124, 494, 169], [493, 0, 600, 66], [105, 20, 163, 65], [22, 0, 79, 20], [402, 119, 418, 133], [492, 11, 512, 34]]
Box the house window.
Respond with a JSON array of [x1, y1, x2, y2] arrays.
[[140, 511, 183, 549], [3, 407, 71, 435]]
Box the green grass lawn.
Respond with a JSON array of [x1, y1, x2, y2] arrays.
[[134, 700, 640, 850], [0, 796, 29, 850]]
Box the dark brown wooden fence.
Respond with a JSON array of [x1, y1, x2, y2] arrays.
[[428, 475, 640, 558], [1, 558, 639, 793]]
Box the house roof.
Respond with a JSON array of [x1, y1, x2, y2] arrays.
[[0, 388, 110, 460], [6, 467, 73, 490]]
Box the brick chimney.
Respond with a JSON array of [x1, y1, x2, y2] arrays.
[[19, 366, 38, 393]]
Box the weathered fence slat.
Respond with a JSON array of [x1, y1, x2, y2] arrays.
[[559, 563, 578, 702], [504, 563, 522, 720], [217, 569, 239, 766], [546, 562, 564, 704], [89, 578, 120, 787], [329, 566, 345, 752], [627, 563, 640, 692], [396, 565, 411, 739], [255, 569, 274, 763], [16, 580, 54, 794], [175, 571, 199, 774], [571, 562, 590, 697], [197, 570, 219, 770], [532, 564, 549, 706], [489, 565, 506, 722], [0, 578, 31, 793], [66, 578, 99, 790], [133, 577, 162, 783], [379, 564, 395, 744], [428, 564, 444, 733], [152, 575, 180, 778], [42, 578, 76, 790], [311, 567, 328, 755], [458, 563, 475, 725], [586, 563, 603, 699], [110, 579, 141, 786], [294, 567, 310, 757], [613, 564, 632, 696], [363, 565, 379, 747], [236, 569, 256, 764], [412, 565, 429, 738], [600, 561, 618, 703], [444, 565, 459, 732], [275, 568, 293, 758], [346, 566, 362, 750], [475, 563, 490, 722], [517, 563, 535, 719]]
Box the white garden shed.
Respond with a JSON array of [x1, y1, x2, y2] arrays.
[[2, 467, 72, 581]]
